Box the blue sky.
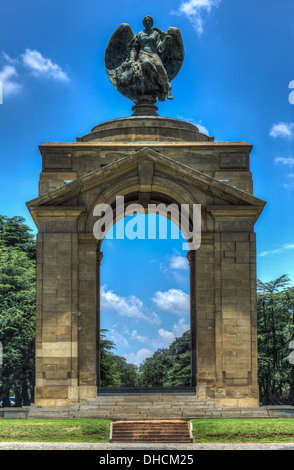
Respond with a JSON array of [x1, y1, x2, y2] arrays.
[[0, 0, 293, 365]]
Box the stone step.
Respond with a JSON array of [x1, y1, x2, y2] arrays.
[[110, 420, 193, 443], [112, 431, 192, 437], [82, 404, 215, 411], [112, 433, 192, 439], [94, 392, 201, 397], [112, 428, 191, 433], [84, 397, 219, 405], [112, 436, 192, 441], [86, 398, 216, 404], [111, 420, 191, 426], [80, 405, 222, 411], [99, 393, 197, 396], [81, 403, 218, 410], [98, 388, 195, 395], [24, 404, 274, 420], [76, 393, 224, 419], [87, 397, 202, 402]]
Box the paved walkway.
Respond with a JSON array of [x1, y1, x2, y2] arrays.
[[0, 441, 294, 450]]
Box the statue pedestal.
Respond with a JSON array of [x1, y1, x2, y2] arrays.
[[132, 100, 159, 116]]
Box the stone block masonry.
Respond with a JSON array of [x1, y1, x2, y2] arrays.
[[27, 115, 265, 408]]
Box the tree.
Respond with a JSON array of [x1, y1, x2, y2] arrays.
[[99, 330, 140, 387], [139, 348, 172, 387], [113, 356, 139, 387], [167, 350, 191, 387], [0, 216, 36, 406], [99, 330, 121, 387], [0, 216, 35, 259], [139, 331, 191, 387], [257, 275, 294, 404]]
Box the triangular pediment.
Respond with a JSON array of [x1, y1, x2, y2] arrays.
[[27, 147, 266, 224]]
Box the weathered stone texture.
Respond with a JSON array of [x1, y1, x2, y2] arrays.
[[27, 116, 265, 407]]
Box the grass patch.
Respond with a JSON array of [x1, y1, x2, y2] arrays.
[[191, 418, 294, 443], [0, 419, 111, 442], [2, 418, 294, 443]]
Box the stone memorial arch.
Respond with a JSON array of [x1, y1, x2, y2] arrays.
[[26, 16, 265, 408], [27, 115, 265, 408]]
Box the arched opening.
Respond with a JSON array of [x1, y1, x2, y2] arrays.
[[95, 209, 198, 392]]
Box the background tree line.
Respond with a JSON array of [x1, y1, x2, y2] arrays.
[[0, 216, 36, 406], [99, 329, 191, 388], [257, 275, 294, 404], [0, 215, 294, 406]]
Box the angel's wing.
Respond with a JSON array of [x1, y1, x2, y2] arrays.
[[105, 23, 135, 85], [158, 27, 185, 82], [153, 26, 165, 41]]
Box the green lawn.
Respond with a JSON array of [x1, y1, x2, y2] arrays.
[[192, 418, 294, 442], [1, 418, 294, 443], [0, 419, 111, 442]]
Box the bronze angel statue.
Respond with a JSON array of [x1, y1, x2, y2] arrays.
[[105, 15, 185, 104]]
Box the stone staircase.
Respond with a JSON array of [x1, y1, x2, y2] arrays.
[[9, 391, 294, 419], [77, 392, 225, 420], [110, 420, 193, 443]]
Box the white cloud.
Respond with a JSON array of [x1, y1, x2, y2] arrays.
[[2, 52, 19, 65], [101, 285, 146, 321], [101, 285, 161, 324], [274, 159, 294, 189], [169, 254, 189, 271], [157, 319, 190, 348], [259, 243, 294, 258], [152, 320, 190, 350], [176, 115, 209, 135], [195, 121, 210, 135], [151, 289, 190, 315], [275, 157, 294, 167], [124, 348, 152, 366], [173, 318, 190, 337], [130, 317, 189, 352], [172, 0, 221, 35], [269, 122, 294, 138], [108, 329, 129, 349], [1, 49, 69, 97], [0, 65, 22, 96], [149, 312, 162, 325], [158, 328, 176, 346], [160, 252, 189, 282], [283, 174, 294, 190], [130, 330, 150, 344], [21, 49, 69, 81]]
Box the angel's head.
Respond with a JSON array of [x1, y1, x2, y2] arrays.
[[143, 15, 154, 30]]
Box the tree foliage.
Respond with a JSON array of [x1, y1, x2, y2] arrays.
[[99, 329, 191, 388], [257, 275, 294, 404], [99, 329, 120, 387], [0, 216, 36, 259], [139, 330, 191, 387], [99, 329, 139, 387], [0, 216, 36, 406]]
